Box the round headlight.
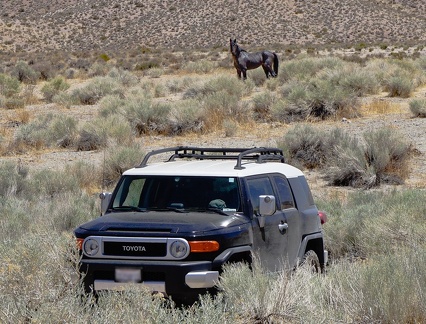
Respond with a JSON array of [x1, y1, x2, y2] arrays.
[[83, 238, 99, 256], [170, 240, 188, 259]]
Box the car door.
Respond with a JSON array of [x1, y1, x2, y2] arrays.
[[245, 176, 290, 272], [272, 175, 302, 268]]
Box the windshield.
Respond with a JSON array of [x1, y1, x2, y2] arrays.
[[112, 175, 241, 215]]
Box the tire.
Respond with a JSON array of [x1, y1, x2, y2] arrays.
[[301, 250, 321, 273]]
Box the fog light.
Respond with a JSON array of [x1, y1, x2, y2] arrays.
[[83, 238, 99, 256]]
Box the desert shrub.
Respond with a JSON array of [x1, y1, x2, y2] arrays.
[[146, 67, 164, 78], [64, 161, 100, 192], [52, 91, 75, 108], [41, 76, 70, 102], [122, 95, 172, 135], [4, 96, 25, 109], [0, 73, 20, 97], [88, 61, 109, 77], [327, 127, 410, 187], [47, 115, 78, 147], [0, 196, 32, 241], [182, 60, 216, 74], [0, 161, 28, 197], [30, 168, 80, 197], [271, 99, 310, 123], [324, 64, 380, 96], [363, 127, 411, 184], [279, 125, 329, 169], [91, 115, 135, 145], [71, 76, 124, 105], [278, 56, 344, 83], [249, 68, 268, 86], [169, 99, 204, 134], [98, 94, 125, 117], [14, 114, 78, 149], [184, 75, 245, 100], [306, 78, 359, 119], [251, 91, 278, 120], [103, 143, 145, 186], [107, 67, 139, 87], [321, 189, 426, 259], [75, 128, 108, 151], [201, 91, 243, 129], [11, 60, 39, 83], [385, 73, 414, 97], [409, 98, 426, 117]]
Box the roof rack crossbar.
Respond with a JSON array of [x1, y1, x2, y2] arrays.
[[138, 146, 285, 168]]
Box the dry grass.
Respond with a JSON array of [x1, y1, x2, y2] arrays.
[[361, 98, 406, 115]]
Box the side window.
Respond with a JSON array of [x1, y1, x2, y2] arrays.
[[273, 176, 295, 210], [246, 177, 274, 213]]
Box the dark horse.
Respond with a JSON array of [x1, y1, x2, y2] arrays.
[[230, 38, 279, 80]]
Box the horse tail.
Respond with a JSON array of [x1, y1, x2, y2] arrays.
[[273, 53, 279, 76]]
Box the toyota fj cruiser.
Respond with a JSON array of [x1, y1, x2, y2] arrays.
[[74, 147, 327, 303]]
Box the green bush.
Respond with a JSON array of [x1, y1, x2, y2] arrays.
[[41, 76, 70, 102], [0, 73, 20, 97], [409, 98, 426, 117]]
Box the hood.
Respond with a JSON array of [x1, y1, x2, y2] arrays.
[[76, 211, 248, 235]]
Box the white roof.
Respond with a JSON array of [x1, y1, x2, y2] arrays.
[[123, 160, 304, 179]]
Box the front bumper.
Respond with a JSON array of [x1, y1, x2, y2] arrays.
[[80, 258, 218, 297]]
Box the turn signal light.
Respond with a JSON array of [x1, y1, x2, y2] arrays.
[[189, 241, 219, 252], [76, 238, 84, 250]]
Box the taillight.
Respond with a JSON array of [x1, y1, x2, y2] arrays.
[[189, 241, 220, 252], [76, 238, 84, 250], [318, 211, 327, 224]]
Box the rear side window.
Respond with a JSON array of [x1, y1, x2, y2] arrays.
[[246, 177, 275, 212], [273, 176, 295, 210]]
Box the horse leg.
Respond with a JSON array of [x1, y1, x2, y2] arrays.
[[236, 69, 242, 79], [262, 65, 271, 78], [242, 69, 247, 80]]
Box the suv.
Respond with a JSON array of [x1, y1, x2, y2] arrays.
[[74, 147, 327, 303]]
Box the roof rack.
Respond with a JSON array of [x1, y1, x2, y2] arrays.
[[138, 146, 285, 169]]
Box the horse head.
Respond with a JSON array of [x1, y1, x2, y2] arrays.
[[230, 38, 240, 57]]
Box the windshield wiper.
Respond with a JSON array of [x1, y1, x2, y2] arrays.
[[110, 206, 146, 212]]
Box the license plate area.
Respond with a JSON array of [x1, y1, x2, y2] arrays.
[[115, 268, 142, 283]]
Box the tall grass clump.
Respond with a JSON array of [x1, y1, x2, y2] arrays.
[[409, 98, 426, 117], [41, 76, 70, 102]]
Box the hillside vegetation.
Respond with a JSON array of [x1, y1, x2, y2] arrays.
[[0, 0, 425, 53]]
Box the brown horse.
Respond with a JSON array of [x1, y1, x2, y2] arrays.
[[230, 38, 279, 80]]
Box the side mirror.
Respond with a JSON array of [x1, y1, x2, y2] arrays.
[[99, 192, 112, 215], [257, 195, 276, 228]]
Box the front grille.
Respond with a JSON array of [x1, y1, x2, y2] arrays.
[[82, 236, 190, 260], [104, 241, 167, 257]]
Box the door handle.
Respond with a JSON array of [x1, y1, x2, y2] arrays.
[[278, 222, 288, 234]]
